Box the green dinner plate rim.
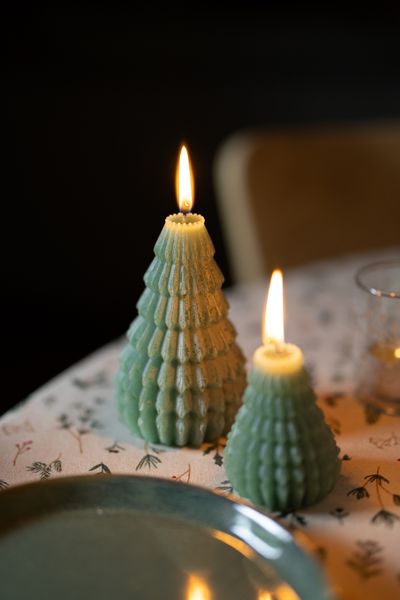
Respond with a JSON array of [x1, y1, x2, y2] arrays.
[[0, 474, 333, 600]]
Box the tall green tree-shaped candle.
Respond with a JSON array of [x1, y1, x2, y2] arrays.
[[116, 146, 246, 447], [226, 270, 340, 511]]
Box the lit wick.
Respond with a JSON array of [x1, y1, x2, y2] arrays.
[[266, 338, 286, 355], [176, 144, 194, 215], [263, 269, 285, 350], [180, 199, 192, 215], [253, 268, 304, 375]]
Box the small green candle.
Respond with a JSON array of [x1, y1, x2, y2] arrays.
[[225, 270, 340, 511], [116, 146, 246, 447]]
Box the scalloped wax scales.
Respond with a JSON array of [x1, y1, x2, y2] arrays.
[[225, 360, 341, 512], [116, 213, 247, 448], [225, 268, 340, 511]]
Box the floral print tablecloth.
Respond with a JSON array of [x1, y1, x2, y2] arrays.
[[1, 248, 399, 600]]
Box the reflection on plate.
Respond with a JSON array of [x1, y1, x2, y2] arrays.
[[0, 475, 332, 600]]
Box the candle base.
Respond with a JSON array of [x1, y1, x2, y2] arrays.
[[225, 366, 340, 512]]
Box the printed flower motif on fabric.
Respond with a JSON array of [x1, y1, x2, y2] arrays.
[[94, 396, 106, 406], [72, 370, 109, 390], [329, 507, 349, 524], [369, 432, 400, 450], [27, 455, 62, 480], [105, 441, 125, 453], [2, 420, 34, 436], [172, 465, 191, 483], [323, 392, 345, 407], [202, 439, 225, 466], [347, 540, 383, 580], [135, 444, 163, 471], [279, 511, 308, 531], [331, 372, 345, 383], [347, 466, 400, 528], [326, 416, 341, 436], [314, 546, 328, 563], [318, 308, 334, 326], [13, 440, 33, 466], [215, 480, 233, 495], [89, 462, 111, 474], [364, 405, 382, 425], [335, 338, 352, 362], [43, 395, 56, 406], [58, 402, 103, 454]]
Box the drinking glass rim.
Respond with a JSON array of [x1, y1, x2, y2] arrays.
[[355, 260, 400, 299]]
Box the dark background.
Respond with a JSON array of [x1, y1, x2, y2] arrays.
[[4, 2, 400, 413]]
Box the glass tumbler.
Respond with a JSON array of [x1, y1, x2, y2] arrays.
[[354, 260, 400, 415]]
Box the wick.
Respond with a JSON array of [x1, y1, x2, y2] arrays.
[[268, 339, 286, 354], [180, 198, 192, 215]]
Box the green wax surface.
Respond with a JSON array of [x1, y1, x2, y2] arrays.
[[116, 214, 247, 447], [225, 367, 341, 511]]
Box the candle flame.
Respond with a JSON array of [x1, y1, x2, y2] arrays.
[[176, 144, 194, 212], [263, 269, 285, 346], [186, 575, 211, 600], [394, 347, 400, 359]]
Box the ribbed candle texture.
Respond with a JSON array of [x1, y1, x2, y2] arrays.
[[225, 366, 340, 511], [116, 213, 247, 447]]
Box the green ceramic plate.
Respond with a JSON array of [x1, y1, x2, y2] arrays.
[[0, 476, 332, 600]]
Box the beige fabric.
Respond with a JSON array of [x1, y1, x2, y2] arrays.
[[214, 123, 400, 283], [1, 248, 399, 600]]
